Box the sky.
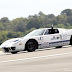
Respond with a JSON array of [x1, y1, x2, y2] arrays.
[[0, 0, 72, 20]]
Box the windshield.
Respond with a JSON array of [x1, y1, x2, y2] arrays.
[[25, 29, 45, 37]]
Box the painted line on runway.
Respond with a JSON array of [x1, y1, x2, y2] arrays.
[[0, 52, 72, 63]]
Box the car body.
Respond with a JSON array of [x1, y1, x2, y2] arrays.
[[0, 28, 72, 54]]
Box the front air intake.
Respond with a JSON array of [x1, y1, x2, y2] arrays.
[[4, 48, 9, 52], [11, 47, 16, 50]]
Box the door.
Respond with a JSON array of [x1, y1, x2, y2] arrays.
[[43, 29, 62, 48]]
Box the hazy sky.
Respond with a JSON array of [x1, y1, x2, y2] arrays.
[[0, 0, 72, 20]]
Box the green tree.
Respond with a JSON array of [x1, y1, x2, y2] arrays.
[[0, 31, 8, 44], [26, 18, 41, 29], [61, 9, 72, 16], [0, 17, 10, 23], [57, 15, 67, 24], [10, 18, 27, 32], [7, 31, 24, 38]]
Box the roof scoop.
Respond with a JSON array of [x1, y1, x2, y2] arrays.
[[51, 24, 53, 29]]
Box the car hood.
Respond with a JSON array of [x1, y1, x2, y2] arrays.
[[0, 36, 39, 48], [0, 37, 23, 48]]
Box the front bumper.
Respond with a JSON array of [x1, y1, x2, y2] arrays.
[[2, 47, 16, 52]]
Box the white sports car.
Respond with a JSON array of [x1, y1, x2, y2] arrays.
[[0, 27, 72, 54]]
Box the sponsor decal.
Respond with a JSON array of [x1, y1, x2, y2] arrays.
[[51, 36, 61, 40], [39, 40, 70, 48]]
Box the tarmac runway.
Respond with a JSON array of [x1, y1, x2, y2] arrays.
[[0, 45, 72, 72]]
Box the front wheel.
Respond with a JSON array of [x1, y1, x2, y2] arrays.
[[26, 40, 38, 52], [11, 51, 18, 54]]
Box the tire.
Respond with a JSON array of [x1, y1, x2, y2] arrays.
[[11, 51, 18, 54], [70, 36, 72, 45], [56, 46, 62, 48], [26, 40, 38, 52]]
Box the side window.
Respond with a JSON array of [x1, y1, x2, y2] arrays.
[[44, 29, 59, 35], [49, 29, 54, 34], [44, 29, 49, 35], [54, 29, 59, 33]]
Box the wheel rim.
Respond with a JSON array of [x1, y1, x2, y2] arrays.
[[27, 41, 36, 50]]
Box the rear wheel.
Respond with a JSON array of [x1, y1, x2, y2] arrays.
[[26, 40, 38, 52], [70, 36, 72, 45], [56, 46, 62, 48]]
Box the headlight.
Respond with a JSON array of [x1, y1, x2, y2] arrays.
[[13, 39, 20, 42], [13, 39, 21, 44]]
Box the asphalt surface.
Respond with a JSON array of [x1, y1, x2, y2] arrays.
[[0, 45, 72, 72]]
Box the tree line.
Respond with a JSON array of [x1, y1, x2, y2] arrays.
[[0, 9, 72, 44]]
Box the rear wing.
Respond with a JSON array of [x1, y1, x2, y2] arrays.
[[65, 29, 72, 35]]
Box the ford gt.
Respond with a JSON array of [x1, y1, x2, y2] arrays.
[[0, 27, 72, 54]]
